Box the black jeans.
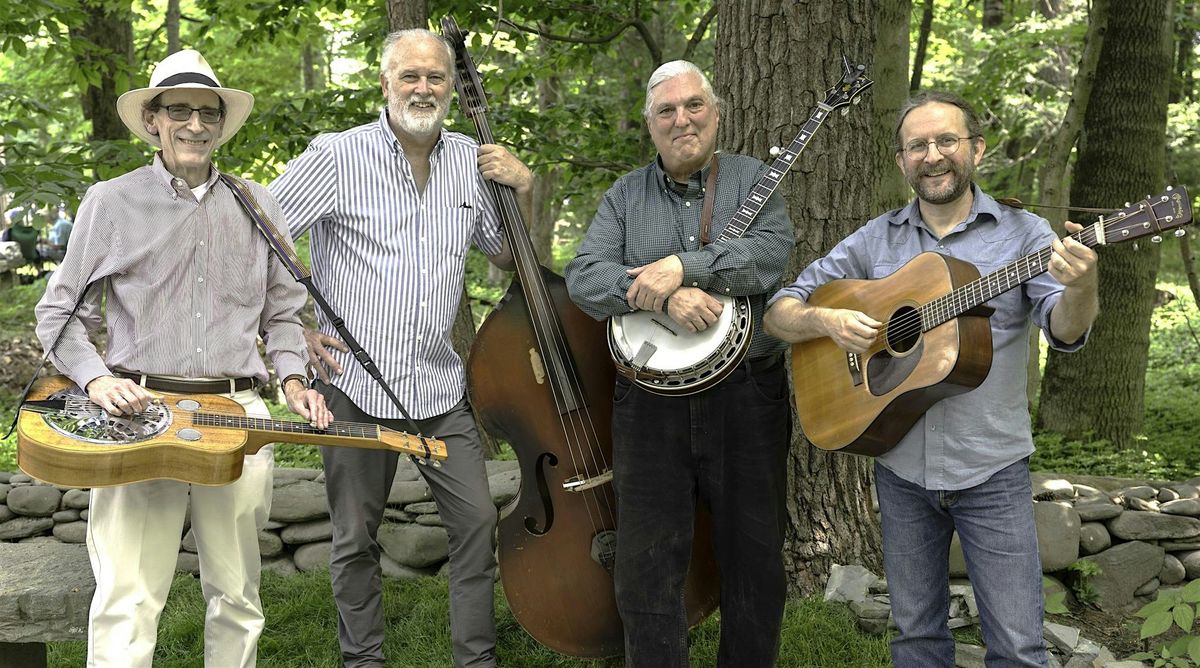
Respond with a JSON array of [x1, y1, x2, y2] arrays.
[[611, 358, 791, 668]]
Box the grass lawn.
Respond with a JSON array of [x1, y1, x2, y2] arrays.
[[48, 571, 893, 667]]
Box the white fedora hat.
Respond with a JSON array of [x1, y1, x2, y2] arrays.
[[116, 49, 254, 148]]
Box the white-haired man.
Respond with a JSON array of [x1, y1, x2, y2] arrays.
[[565, 60, 794, 667], [35, 49, 330, 667], [269, 29, 532, 668]]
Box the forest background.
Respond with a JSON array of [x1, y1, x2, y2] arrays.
[[0, 0, 1199, 647]]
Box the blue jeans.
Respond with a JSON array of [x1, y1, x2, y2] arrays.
[[875, 458, 1048, 668], [612, 358, 791, 668]]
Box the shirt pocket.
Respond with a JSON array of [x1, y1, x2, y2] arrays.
[[430, 208, 475, 258], [218, 228, 268, 307]]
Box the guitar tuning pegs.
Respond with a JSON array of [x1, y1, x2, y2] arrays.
[[1133, 242, 1139, 251], [1176, 229, 1188, 237], [1151, 235, 1163, 244], [852, 95, 862, 105], [840, 107, 850, 116], [1125, 202, 1131, 208], [769, 146, 781, 157]]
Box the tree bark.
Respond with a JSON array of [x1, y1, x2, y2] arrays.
[[386, 0, 428, 31], [716, 0, 884, 595], [70, 0, 134, 142], [166, 0, 180, 54], [1036, 0, 1174, 448], [875, 0, 913, 211], [910, 0, 933, 92]]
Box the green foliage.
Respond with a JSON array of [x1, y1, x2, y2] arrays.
[[1066, 559, 1102, 607], [47, 570, 892, 667], [1044, 576, 1069, 615], [1130, 580, 1200, 667]]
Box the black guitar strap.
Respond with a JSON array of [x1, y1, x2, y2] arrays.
[[218, 173, 435, 460]]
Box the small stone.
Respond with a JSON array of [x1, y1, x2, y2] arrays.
[[1126, 497, 1159, 512], [176, 551, 201, 575], [181, 529, 198, 553], [405, 501, 439, 515], [63, 486, 93, 508], [0, 516, 54, 540], [850, 598, 891, 619], [280, 519, 333, 545], [1042, 621, 1080, 654], [0, 483, 10, 503], [52, 509, 80, 523], [1160, 554, 1186, 585], [387, 480, 432, 506], [1073, 484, 1103, 499], [262, 556, 298, 577], [415, 514, 444, 527], [6, 485, 63, 517], [294, 541, 332, 572], [1135, 577, 1160, 597], [1161, 499, 1200, 517], [259, 531, 283, 558], [52, 521, 87, 543], [79, 509, 88, 521], [1075, 500, 1123, 522], [824, 564, 878, 604], [9, 474, 32, 484], [1120, 486, 1159, 501], [0, 506, 13, 522], [1034, 479, 1076, 501]]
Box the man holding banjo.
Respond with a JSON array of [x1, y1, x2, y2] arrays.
[[565, 60, 793, 668]]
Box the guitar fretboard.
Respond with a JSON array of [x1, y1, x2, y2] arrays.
[[714, 104, 831, 243], [192, 413, 380, 439]]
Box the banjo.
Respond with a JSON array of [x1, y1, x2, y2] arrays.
[[608, 56, 874, 395]]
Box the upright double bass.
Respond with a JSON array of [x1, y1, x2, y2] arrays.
[[441, 17, 718, 658]]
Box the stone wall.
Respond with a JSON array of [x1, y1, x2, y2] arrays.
[[0, 459, 521, 577]]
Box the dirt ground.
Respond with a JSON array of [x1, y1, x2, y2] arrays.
[[1047, 605, 1149, 658]]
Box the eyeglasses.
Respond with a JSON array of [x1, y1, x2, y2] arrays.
[[157, 104, 225, 123], [901, 134, 979, 160]]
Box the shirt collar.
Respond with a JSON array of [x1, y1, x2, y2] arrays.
[[653, 152, 718, 195], [150, 152, 219, 191], [377, 108, 445, 158], [890, 183, 1001, 229]]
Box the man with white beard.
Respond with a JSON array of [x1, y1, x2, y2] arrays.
[[269, 29, 532, 668]]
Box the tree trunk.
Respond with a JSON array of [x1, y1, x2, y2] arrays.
[[302, 43, 326, 91], [716, 0, 884, 595], [1171, 0, 1196, 103], [983, 0, 1005, 29], [70, 0, 133, 142], [386, 0, 428, 31], [1028, 0, 1109, 411], [531, 39, 563, 265], [910, 0, 933, 92], [1036, 0, 1174, 448], [875, 0, 913, 211], [166, 0, 180, 54]]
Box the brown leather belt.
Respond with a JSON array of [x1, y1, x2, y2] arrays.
[[112, 370, 257, 394]]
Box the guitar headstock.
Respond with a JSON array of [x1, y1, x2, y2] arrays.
[[439, 16, 489, 118], [822, 55, 873, 111], [1098, 186, 1192, 245]]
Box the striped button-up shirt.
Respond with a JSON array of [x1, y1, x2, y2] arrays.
[[565, 153, 794, 361], [35, 154, 309, 391], [770, 186, 1087, 490], [270, 110, 504, 420]]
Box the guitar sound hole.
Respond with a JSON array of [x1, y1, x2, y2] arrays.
[[886, 306, 921, 354]]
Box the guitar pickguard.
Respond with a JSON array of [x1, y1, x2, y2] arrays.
[[866, 340, 924, 397]]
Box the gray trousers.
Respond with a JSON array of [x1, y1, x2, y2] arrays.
[[317, 382, 498, 668]]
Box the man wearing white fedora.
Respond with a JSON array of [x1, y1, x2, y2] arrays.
[[35, 49, 331, 667]]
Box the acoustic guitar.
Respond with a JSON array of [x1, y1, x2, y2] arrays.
[[793, 186, 1192, 456], [17, 375, 447, 487]]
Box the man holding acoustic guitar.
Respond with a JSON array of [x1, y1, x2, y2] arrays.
[[765, 90, 1099, 667], [566, 61, 794, 667], [34, 50, 331, 667]]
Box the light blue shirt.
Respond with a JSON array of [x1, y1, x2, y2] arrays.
[[771, 185, 1087, 490]]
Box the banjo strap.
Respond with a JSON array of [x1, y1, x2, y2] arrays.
[[698, 154, 720, 246]]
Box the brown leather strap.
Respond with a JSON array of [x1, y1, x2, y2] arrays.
[[699, 154, 720, 246]]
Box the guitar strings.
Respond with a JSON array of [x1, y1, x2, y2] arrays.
[[462, 74, 617, 534], [867, 223, 1105, 348]]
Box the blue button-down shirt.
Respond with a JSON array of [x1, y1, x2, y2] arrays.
[[771, 185, 1086, 490]]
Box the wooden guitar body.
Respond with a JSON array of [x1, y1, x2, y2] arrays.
[[793, 252, 993, 456], [18, 375, 446, 488]]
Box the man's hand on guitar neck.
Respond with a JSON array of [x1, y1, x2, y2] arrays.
[[86, 375, 155, 416], [665, 287, 724, 333], [283, 377, 333, 430]]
